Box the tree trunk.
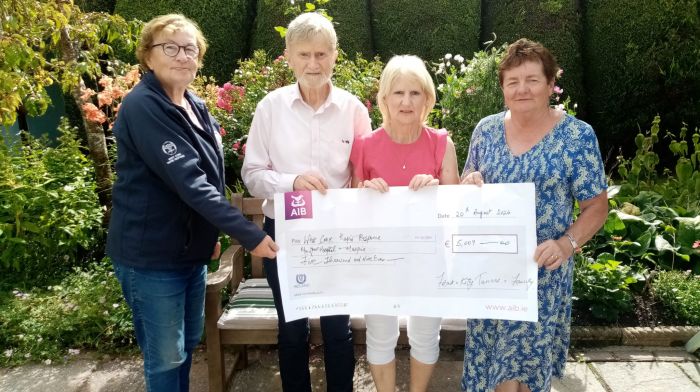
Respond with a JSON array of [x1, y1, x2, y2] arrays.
[[57, 6, 113, 223]]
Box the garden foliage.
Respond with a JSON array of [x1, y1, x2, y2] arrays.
[[0, 260, 133, 366], [75, 0, 117, 13], [583, 0, 700, 154], [0, 123, 103, 282], [114, 0, 256, 82], [370, 0, 480, 62], [481, 0, 585, 114], [653, 270, 700, 326]]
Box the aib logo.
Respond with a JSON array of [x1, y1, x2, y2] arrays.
[[296, 273, 307, 285], [285, 191, 313, 220]]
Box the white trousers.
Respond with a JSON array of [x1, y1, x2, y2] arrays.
[[365, 314, 441, 365]]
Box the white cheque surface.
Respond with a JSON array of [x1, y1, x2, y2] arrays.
[[273, 184, 538, 322]]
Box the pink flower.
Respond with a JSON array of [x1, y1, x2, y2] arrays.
[[219, 127, 227, 136], [553, 86, 563, 94], [241, 143, 246, 155], [693, 240, 700, 249], [466, 87, 475, 94], [365, 100, 372, 111], [223, 82, 234, 91], [232, 141, 240, 151], [216, 97, 232, 112]]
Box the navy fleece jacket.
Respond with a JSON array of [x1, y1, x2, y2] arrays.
[[107, 72, 265, 269]]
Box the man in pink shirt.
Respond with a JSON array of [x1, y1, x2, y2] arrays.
[[242, 12, 372, 392]]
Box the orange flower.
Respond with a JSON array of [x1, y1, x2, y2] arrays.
[[97, 91, 113, 107], [98, 75, 113, 87], [80, 88, 96, 102], [82, 103, 107, 124]]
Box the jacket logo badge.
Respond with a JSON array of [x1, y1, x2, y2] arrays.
[[162, 141, 177, 155], [284, 191, 313, 220]]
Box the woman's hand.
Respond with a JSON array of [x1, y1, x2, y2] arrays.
[[533, 237, 572, 270], [408, 174, 439, 190], [250, 235, 279, 259], [461, 171, 484, 187], [358, 177, 389, 193]]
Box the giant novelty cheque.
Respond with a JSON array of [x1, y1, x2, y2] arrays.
[[274, 184, 538, 322]]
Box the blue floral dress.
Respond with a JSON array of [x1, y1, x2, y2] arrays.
[[460, 112, 607, 392]]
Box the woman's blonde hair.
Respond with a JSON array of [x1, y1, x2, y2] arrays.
[[377, 55, 436, 127], [136, 14, 208, 71], [285, 12, 337, 50]]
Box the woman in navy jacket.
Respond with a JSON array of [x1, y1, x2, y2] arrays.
[[106, 14, 277, 392]]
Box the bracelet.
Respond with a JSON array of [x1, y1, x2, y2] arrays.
[[564, 232, 578, 255]]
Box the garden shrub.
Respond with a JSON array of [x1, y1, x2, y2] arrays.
[[75, 0, 116, 13], [370, 0, 480, 62], [114, 0, 256, 82], [0, 259, 134, 366], [250, 0, 373, 58], [572, 253, 640, 322], [653, 270, 700, 325], [481, 0, 585, 114], [249, 0, 288, 57], [0, 122, 104, 285], [583, 0, 700, 156]]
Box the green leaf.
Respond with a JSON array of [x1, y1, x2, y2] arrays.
[[305, 2, 316, 11], [654, 235, 676, 253], [604, 211, 626, 234], [675, 216, 700, 250]]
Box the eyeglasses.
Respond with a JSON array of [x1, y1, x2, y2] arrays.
[[151, 43, 199, 58]]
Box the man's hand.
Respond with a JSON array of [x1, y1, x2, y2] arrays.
[[293, 172, 329, 194], [250, 235, 279, 259]]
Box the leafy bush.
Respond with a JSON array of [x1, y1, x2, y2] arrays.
[[0, 122, 104, 284], [572, 253, 641, 322], [370, 0, 480, 62], [481, 0, 585, 113], [583, 0, 700, 155], [0, 259, 134, 366], [114, 0, 255, 82], [191, 49, 383, 189], [653, 270, 700, 325]]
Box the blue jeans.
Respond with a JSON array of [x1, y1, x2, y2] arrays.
[[263, 218, 355, 392], [112, 260, 206, 392]]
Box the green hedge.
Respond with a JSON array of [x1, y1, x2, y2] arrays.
[[370, 0, 480, 62], [481, 0, 585, 114], [76, 0, 116, 13], [249, 0, 288, 57], [250, 0, 373, 58], [583, 0, 700, 154], [114, 0, 255, 82]]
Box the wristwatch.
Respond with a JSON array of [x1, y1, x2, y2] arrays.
[[564, 232, 578, 254]]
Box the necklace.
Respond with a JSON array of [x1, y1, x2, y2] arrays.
[[384, 125, 422, 170]]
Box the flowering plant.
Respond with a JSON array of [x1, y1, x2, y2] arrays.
[[79, 65, 141, 129]]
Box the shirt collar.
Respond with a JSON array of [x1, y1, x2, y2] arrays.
[[287, 81, 340, 110]]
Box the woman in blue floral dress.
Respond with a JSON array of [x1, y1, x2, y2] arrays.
[[460, 39, 609, 392]]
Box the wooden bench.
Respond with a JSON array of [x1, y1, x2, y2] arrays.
[[204, 195, 468, 392]]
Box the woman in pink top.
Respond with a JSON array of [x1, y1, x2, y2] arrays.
[[350, 55, 459, 392]]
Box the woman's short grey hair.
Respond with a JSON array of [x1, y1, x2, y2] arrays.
[[377, 55, 436, 127], [285, 12, 337, 49]]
